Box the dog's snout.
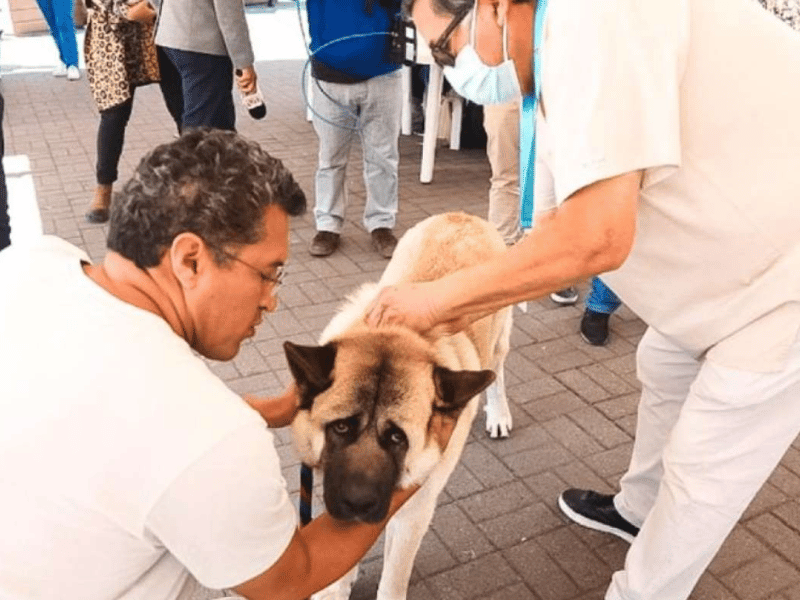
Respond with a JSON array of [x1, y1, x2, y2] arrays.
[[340, 484, 384, 520]]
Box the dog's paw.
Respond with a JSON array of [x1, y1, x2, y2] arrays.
[[484, 402, 512, 439], [311, 565, 358, 600]]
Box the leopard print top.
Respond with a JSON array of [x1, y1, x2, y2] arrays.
[[84, 0, 161, 112]]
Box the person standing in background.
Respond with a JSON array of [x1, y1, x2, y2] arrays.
[[36, 0, 81, 79], [154, 0, 259, 132], [306, 0, 404, 259], [484, 101, 521, 246], [83, 0, 182, 223]]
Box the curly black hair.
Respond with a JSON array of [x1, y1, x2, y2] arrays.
[[107, 128, 307, 269]]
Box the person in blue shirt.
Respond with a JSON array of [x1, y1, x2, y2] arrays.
[[306, 0, 404, 259]]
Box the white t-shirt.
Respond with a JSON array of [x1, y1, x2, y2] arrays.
[[536, 0, 800, 371], [0, 237, 297, 600]]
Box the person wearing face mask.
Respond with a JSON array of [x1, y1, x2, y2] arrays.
[[366, 1, 800, 599]]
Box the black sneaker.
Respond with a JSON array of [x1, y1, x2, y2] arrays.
[[558, 489, 639, 543], [580, 309, 611, 346], [550, 286, 578, 305]]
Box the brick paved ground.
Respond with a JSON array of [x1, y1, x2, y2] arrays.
[[3, 10, 800, 599]]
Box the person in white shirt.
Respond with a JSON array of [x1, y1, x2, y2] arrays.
[[367, 1, 800, 599], [0, 128, 444, 600]]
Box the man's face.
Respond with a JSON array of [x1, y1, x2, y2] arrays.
[[412, 0, 534, 95], [188, 204, 289, 361]]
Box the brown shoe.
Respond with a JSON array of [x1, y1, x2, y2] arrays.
[[85, 184, 113, 224], [371, 228, 397, 259], [309, 231, 340, 257]]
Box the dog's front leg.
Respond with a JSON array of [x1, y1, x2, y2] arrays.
[[485, 308, 513, 438], [375, 480, 441, 600], [310, 564, 359, 600]]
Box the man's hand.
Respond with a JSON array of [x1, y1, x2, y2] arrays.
[[244, 384, 299, 428], [236, 66, 258, 95], [365, 281, 469, 335], [125, 0, 156, 23]]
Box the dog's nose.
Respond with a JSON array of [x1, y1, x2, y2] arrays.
[[339, 485, 385, 522]]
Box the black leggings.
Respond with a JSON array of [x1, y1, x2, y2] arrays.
[[95, 48, 183, 186], [96, 95, 134, 186]]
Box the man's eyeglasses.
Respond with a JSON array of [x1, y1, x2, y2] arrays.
[[429, 4, 472, 67], [221, 250, 284, 290]]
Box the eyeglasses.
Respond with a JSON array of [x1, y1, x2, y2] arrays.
[[221, 250, 284, 290], [429, 4, 472, 67]]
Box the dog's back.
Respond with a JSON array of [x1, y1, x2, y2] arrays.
[[322, 212, 509, 368]]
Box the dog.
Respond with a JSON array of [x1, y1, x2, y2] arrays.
[[284, 212, 513, 600]]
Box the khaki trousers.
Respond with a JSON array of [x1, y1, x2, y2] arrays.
[[483, 102, 521, 245]]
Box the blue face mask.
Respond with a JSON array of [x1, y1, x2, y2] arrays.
[[443, 9, 521, 105]]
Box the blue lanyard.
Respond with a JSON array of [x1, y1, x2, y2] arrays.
[[519, 0, 548, 229]]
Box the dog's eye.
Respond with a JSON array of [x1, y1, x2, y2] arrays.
[[386, 427, 407, 446], [329, 419, 353, 435]]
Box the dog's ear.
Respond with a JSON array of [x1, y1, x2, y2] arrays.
[[433, 366, 496, 415], [283, 341, 337, 409]]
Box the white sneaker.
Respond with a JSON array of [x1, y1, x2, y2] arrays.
[[52, 63, 67, 77], [66, 66, 81, 81], [550, 286, 579, 305]]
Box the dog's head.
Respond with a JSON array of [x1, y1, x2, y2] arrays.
[[284, 327, 494, 523]]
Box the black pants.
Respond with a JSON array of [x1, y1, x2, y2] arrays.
[[96, 48, 183, 186], [0, 92, 10, 252], [160, 46, 236, 132]]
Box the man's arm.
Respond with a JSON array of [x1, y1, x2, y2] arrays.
[[244, 384, 298, 428], [212, 0, 256, 70], [233, 485, 416, 600], [367, 171, 642, 333]]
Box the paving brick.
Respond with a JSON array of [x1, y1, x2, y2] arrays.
[[709, 526, 769, 575], [430, 503, 496, 563], [478, 502, 562, 549], [504, 540, 580, 600], [504, 442, 576, 478], [427, 552, 521, 600], [556, 369, 613, 403], [568, 407, 632, 449], [522, 390, 588, 423], [537, 527, 612, 590], [460, 442, 517, 488], [721, 555, 800, 599]]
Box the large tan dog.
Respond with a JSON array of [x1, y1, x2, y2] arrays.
[[284, 212, 513, 600]]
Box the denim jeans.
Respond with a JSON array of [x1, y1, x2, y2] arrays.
[[311, 70, 402, 233], [36, 0, 79, 67], [585, 276, 622, 314], [160, 47, 236, 132]]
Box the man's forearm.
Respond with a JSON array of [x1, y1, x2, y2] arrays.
[[431, 172, 641, 326]]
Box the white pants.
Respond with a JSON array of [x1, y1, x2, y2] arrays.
[[608, 326, 800, 600]]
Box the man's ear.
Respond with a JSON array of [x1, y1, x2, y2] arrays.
[[170, 232, 207, 289], [283, 341, 337, 409], [433, 366, 496, 418]]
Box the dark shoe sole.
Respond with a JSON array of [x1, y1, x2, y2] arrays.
[[309, 233, 340, 257], [558, 493, 636, 543], [85, 208, 109, 224], [580, 330, 609, 346]]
